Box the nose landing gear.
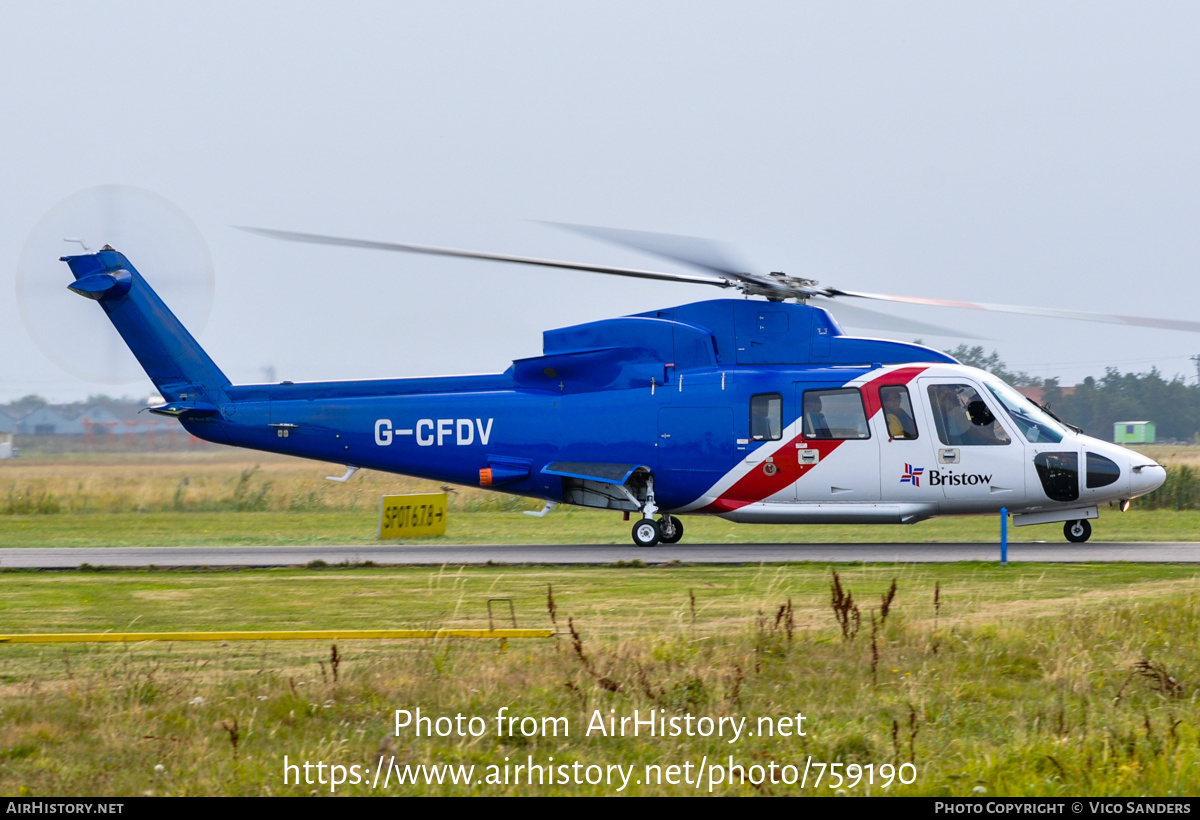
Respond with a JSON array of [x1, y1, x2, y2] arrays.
[[1064, 519, 1091, 543]]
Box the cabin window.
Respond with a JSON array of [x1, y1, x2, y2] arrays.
[[749, 393, 782, 441], [802, 388, 870, 440], [879, 385, 918, 440], [927, 384, 1010, 446]]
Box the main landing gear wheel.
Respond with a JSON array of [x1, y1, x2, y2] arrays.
[[1064, 520, 1092, 543], [658, 515, 684, 544], [632, 519, 661, 547]]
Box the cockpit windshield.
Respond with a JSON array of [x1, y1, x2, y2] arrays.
[[984, 381, 1068, 444]]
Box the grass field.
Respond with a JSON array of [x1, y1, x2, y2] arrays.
[[4, 507, 1200, 548], [0, 449, 1198, 546], [0, 564, 1198, 796], [1, 451, 1198, 797]]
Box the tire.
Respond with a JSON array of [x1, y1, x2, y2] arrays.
[[658, 515, 684, 544], [632, 519, 661, 547], [1064, 519, 1091, 543]]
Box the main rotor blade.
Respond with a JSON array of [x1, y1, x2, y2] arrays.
[[809, 298, 981, 339], [538, 221, 772, 286], [238, 227, 732, 289], [832, 289, 1200, 334]]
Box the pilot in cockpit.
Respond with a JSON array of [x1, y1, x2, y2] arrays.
[[882, 388, 917, 440]]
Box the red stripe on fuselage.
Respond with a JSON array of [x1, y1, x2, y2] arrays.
[[700, 365, 928, 513], [703, 438, 844, 513], [860, 366, 929, 419]]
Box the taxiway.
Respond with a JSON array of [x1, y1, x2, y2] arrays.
[[2, 542, 1200, 568]]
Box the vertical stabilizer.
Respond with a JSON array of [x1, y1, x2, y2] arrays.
[[61, 247, 231, 412]]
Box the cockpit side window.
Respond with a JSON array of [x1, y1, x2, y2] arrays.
[[927, 384, 1010, 446], [749, 393, 782, 441], [879, 385, 918, 440], [984, 382, 1066, 444]]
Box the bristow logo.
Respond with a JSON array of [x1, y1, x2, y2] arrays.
[[929, 470, 992, 487], [901, 466, 995, 487], [901, 464, 925, 486]]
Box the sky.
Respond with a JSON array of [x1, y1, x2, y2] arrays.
[[3, 2, 1200, 403]]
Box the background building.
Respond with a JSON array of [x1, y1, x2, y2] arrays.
[[1114, 421, 1156, 445]]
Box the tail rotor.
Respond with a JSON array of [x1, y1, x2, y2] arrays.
[[17, 185, 215, 385]]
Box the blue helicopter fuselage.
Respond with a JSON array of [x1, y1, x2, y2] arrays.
[[199, 297, 957, 512], [61, 248, 1165, 539]]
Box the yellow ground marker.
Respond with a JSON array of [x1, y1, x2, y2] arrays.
[[379, 492, 447, 538], [0, 629, 553, 652]]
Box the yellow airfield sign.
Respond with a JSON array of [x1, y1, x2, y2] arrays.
[[379, 493, 447, 539]]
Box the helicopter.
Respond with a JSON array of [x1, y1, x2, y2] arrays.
[[60, 222, 1180, 546]]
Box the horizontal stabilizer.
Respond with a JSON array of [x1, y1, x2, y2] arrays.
[[148, 399, 219, 418], [67, 269, 132, 301]]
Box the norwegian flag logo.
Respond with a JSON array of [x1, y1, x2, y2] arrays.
[[901, 464, 925, 486]]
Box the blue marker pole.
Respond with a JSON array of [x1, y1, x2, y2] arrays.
[[1000, 507, 1008, 565]]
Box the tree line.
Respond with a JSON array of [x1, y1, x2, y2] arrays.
[[947, 346, 1200, 443]]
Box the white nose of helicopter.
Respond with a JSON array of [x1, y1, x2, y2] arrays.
[[1129, 460, 1167, 498]]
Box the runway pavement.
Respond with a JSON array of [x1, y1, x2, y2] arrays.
[[3, 542, 1200, 568]]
